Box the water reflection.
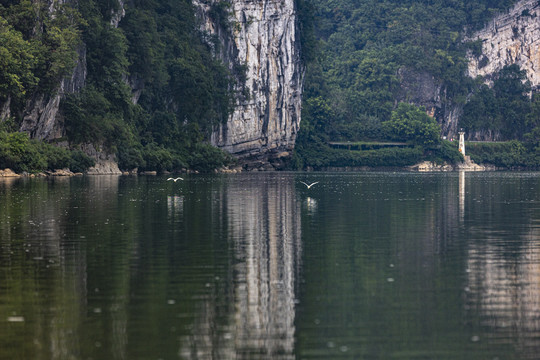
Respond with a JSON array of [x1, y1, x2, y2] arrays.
[[303, 197, 317, 215], [181, 175, 301, 359], [464, 174, 540, 359], [167, 195, 184, 218], [466, 222, 540, 358], [459, 170, 465, 222], [1, 173, 540, 359]]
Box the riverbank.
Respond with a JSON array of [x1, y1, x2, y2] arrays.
[[0, 168, 84, 177]]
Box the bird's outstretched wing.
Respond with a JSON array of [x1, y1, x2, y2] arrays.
[[300, 181, 319, 189]]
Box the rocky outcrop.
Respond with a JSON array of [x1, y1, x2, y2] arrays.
[[0, 97, 11, 122], [0, 169, 21, 177], [19, 43, 87, 141], [81, 144, 122, 175], [396, 67, 463, 139], [410, 156, 496, 172], [196, 0, 304, 163], [466, 0, 540, 88]]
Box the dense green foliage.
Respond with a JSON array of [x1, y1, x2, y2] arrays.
[[0, 131, 94, 173], [69, 0, 235, 172], [466, 141, 537, 168], [461, 65, 532, 140], [295, 0, 540, 169], [0, 0, 234, 173], [294, 101, 461, 169], [0, 1, 82, 103], [382, 103, 441, 148], [300, 0, 516, 132]]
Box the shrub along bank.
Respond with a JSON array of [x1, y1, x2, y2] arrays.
[[0, 131, 95, 174], [466, 141, 539, 169]]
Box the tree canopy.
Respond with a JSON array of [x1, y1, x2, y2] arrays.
[[296, 0, 540, 168]]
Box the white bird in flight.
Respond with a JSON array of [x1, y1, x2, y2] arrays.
[[300, 181, 319, 189], [167, 177, 184, 182]]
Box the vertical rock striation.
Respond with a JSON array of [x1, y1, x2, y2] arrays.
[[396, 67, 463, 140], [196, 0, 304, 166], [20, 44, 87, 141], [17, 0, 125, 174], [466, 0, 540, 88]]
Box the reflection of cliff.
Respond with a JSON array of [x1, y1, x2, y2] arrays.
[[181, 175, 302, 359], [466, 225, 540, 358], [463, 174, 540, 358]]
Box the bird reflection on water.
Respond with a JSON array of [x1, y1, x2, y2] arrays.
[[304, 196, 318, 215], [167, 195, 184, 219]]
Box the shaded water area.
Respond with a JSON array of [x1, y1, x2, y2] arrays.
[[0, 172, 539, 359]]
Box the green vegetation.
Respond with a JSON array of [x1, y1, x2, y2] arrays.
[[0, 0, 234, 173], [0, 1, 82, 103], [2, 0, 539, 172], [461, 65, 531, 140], [69, 0, 235, 172], [466, 141, 536, 168], [295, 0, 539, 169], [382, 103, 441, 148], [294, 101, 462, 169], [0, 131, 94, 173]]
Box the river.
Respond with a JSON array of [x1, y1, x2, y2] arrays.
[[0, 172, 539, 359]]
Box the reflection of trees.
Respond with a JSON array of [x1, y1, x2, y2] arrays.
[[0, 174, 302, 359], [0, 176, 127, 360], [180, 175, 302, 359]]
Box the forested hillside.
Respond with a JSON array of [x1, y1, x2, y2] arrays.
[[0, 0, 234, 173], [1, 0, 539, 172], [295, 0, 540, 169]]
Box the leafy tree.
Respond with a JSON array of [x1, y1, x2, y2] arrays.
[[0, 16, 38, 99], [461, 65, 531, 140], [383, 103, 441, 147]]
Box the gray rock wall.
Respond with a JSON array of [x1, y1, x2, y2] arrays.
[[466, 0, 540, 88], [396, 67, 463, 139], [196, 0, 304, 161]]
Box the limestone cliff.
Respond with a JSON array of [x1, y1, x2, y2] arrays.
[[466, 0, 540, 89], [19, 44, 87, 141], [195, 0, 304, 165], [396, 67, 462, 139], [14, 0, 124, 174]]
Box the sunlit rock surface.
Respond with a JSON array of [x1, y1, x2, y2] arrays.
[[466, 0, 540, 88], [196, 0, 304, 164]]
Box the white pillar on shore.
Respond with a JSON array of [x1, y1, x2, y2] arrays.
[[458, 130, 466, 156]]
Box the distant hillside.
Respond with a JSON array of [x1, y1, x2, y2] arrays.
[[295, 0, 540, 169]]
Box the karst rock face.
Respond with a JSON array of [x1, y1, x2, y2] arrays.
[[466, 0, 540, 88], [399, 0, 540, 140], [195, 0, 304, 163], [16, 0, 304, 169]]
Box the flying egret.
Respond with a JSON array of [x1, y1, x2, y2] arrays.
[[167, 177, 184, 182], [300, 181, 319, 189]]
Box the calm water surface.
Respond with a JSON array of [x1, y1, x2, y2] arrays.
[[0, 172, 539, 359]]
